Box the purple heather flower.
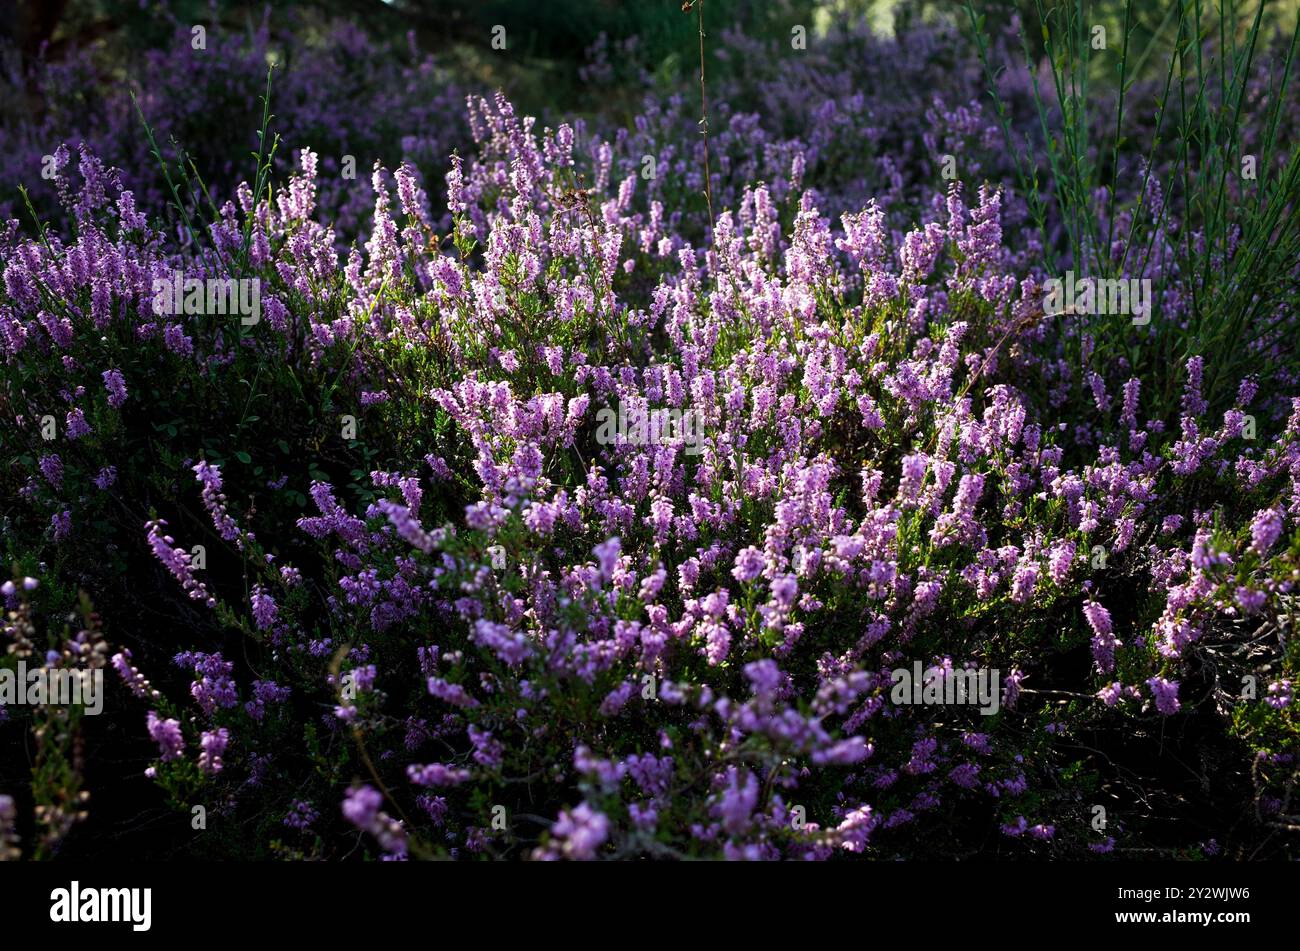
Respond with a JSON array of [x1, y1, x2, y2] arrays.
[[427, 677, 479, 708], [1182, 356, 1207, 416], [177, 650, 238, 715], [1097, 682, 1128, 706], [1002, 668, 1025, 710], [541, 803, 610, 861], [65, 408, 91, 439], [1083, 601, 1121, 674], [417, 795, 449, 826], [112, 650, 157, 700], [146, 519, 216, 608], [835, 805, 876, 853], [731, 546, 765, 583], [712, 766, 759, 837], [283, 800, 319, 831], [1001, 816, 1028, 837], [245, 679, 290, 721], [407, 763, 473, 786], [102, 368, 128, 408], [472, 619, 533, 666], [593, 536, 621, 583], [343, 785, 383, 829], [193, 461, 242, 545], [250, 585, 279, 630], [1265, 680, 1292, 710], [146, 711, 184, 762], [1047, 539, 1076, 585], [1248, 508, 1283, 555], [38, 454, 63, 489], [198, 727, 230, 775], [1146, 676, 1181, 716]]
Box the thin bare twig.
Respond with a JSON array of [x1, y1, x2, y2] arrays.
[[689, 0, 715, 233]]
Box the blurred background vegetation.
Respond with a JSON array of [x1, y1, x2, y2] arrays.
[[5, 0, 1298, 116]]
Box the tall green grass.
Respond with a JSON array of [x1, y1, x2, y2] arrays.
[[965, 0, 1300, 420]]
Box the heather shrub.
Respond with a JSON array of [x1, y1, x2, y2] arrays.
[[1, 0, 1297, 861]]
